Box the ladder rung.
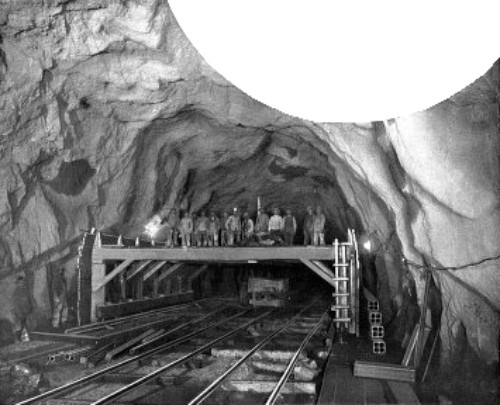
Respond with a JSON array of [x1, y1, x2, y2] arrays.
[[332, 264, 349, 267], [332, 277, 349, 281], [334, 318, 351, 323], [331, 305, 350, 309], [332, 293, 350, 297]]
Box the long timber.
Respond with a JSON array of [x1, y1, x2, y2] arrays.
[[92, 246, 337, 262], [16, 307, 252, 405], [89, 310, 275, 405]]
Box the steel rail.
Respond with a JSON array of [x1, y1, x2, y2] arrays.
[[90, 310, 275, 405], [265, 310, 329, 405], [65, 300, 205, 334], [129, 308, 225, 355], [16, 308, 250, 405], [187, 302, 318, 405]]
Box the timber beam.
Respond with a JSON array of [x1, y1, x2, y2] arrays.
[[93, 259, 134, 292], [142, 260, 168, 281], [92, 246, 336, 262], [96, 292, 194, 319]]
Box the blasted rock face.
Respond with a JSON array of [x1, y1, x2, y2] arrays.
[[0, 0, 499, 370]]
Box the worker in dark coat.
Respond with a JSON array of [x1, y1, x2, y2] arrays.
[[12, 273, 33, 341], [303, 206, 314, 245], [208, 211, 221, 246], [195, 211, 209, 247], [180, 211, 193, 247], [165, 208, 180, 247], [283, 209, 297, 246], [313, 206, 326, 246], [51, 267, 68, 329], [220, 211, 229, 246]]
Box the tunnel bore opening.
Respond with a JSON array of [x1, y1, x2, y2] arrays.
[[191, 262, 333, 305]]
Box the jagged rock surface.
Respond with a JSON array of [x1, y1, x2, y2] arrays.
[[0, 0, 498, 369]]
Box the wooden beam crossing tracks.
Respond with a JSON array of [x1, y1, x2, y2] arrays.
[[18, 301, 332, 405]]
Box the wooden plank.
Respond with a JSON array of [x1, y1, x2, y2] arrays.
[[96, 292, 194, 319], [318, 364, 367, 404], [353, 361, 416, 382], [402, 324, 431, 367], [100, 372, 178, 385], [386, 381, 421, 404], [0, 342, 76, 363], [143, 260, 167, 281], [90, 260, 106, 322], [93, 246, 336, 262], [363, 287, 378, 302], [221, 380, 316, 394], [188, 264, 209, 283], [29, 332, 101, 345], [104, 328, 156, 362], [126, 260, 153, 280], [157, 263, 184, 283], [300, 259, 335, 286], [92, 260, 134, 292], [311, 260, 335, 279]]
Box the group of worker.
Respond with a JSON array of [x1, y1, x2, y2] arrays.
[[154, 206, 326, 248]]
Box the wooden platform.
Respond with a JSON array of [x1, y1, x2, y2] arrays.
[[92, 246, 337, 262], [318, 335, 420, 405]]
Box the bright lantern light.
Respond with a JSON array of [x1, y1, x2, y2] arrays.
[[362, 240, 372, 252], [144, 215, 162, 239]]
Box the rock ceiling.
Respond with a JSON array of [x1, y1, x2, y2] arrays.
[[0, 0, 499, 365]]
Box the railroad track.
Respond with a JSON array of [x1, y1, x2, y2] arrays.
[[18, 301, 331, 405]]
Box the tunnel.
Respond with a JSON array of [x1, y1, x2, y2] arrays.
[[0, 1, 499, 404]]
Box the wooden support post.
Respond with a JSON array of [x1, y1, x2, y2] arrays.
[[119, 273, 126, 301], [126, 260, 153, 281], [92, 259, 134, 292], [157, 263, 183, 283], [91, 258, 106, 322], [136, 277, 143, 300], [300, 259, 336, 286], [352, 229, 361, 337], [143, 261, 168, 281], [187, 264, 209, 291], [414, 267, 432, 367]]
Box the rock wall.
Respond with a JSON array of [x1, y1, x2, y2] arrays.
[[0, 0, 498, 369]]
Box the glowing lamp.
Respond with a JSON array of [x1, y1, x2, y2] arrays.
[[362, 239, 372, 252], [144, 215, 162, 239]]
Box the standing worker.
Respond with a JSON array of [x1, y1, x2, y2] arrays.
[[220, 211, 229, 246], [12, 273, 33, 341], [313, 206, 326, 246], [283, 209, 297, 246], [208, 211, 221, 246], [241, 212, 254, 242], [303, 206, 314, 245], [226, 208, 241, 246], [165, 208, 180, 247], [180, 211, 193, 247], [196, 211, 209, 247], [255, 207, 269, 235], [268, 207, 284, 241], [51, 267, 68, 330]]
